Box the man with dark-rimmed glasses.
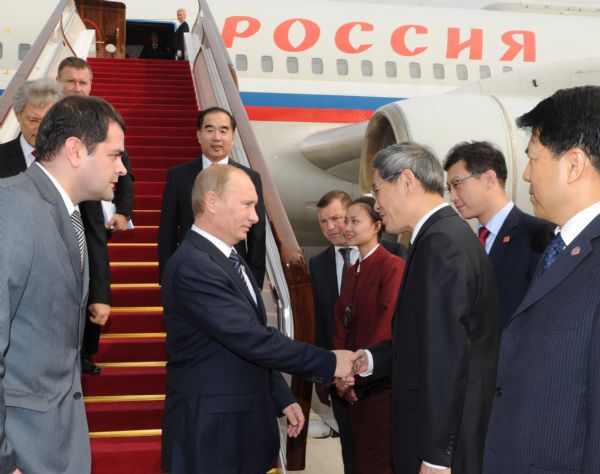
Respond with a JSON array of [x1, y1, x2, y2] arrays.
[[443, 141, 553, 324]]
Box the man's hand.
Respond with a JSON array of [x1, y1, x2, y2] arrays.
[[315, 384, 331, 406], [88, 303, 110, 326], [106, 213, 129, 233], [351, 349, 369, 375], [282, 402, 305, 438], [332, 349, 354, 379], [419, 463, 451, 474]]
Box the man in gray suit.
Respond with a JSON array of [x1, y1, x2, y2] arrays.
[[0, 95, 126, 474]]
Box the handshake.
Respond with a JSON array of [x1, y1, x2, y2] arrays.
[[332, 348, 369, 382]]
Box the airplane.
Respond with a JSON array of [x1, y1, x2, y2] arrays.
[[3, 1, 600, 245]]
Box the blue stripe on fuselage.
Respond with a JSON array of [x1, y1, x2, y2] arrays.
[[239, 91, 403, 110]]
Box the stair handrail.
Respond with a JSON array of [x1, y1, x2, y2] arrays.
[[191, 1, 317, 470], [0, 0, 75, 128]]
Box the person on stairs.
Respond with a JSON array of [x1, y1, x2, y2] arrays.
[[0, 78, 62, 177], [0, 95, 127, 474], [57, 56, 135, 374], [173, 8, 189, 60], [139, 32, 171, 60], [158, 106, 266, 287]]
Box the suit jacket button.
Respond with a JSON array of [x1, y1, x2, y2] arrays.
[[495, 386, 503, 397], [392, 352, 398, 360], [73, 392, 82, 400], [444, 445, 453, 455]]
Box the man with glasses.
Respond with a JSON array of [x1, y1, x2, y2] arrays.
[[443, 141, 553, 324], [354, 142, 501, 474]]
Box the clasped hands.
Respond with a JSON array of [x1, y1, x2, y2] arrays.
[[331, 349, 370, 402]]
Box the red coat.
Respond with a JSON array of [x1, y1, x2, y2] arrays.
[[333, 244, 405, 351]]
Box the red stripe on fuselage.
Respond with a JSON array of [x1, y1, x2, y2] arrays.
[[245, 105, 374, 123]]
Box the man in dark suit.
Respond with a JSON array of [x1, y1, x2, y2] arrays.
[[139, 32, 171, 60], [0, 95, 127, 474], [57, 56, 135, 374], [483, 86, 600, 473], [443, 141, 553, 324], [160, 164, 354, 473], [158, 106, 266, 286], [352, 142, 501, 474], [0, 78, 62, 177], [173, 8, 189, 60], [309, 189, 358, 473]]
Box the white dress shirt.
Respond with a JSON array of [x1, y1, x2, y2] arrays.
[[558, 200, 600, 246], [334, 245, 359, 293], [202, 155, 229, 169], [20, 134, 36, 168], [191, 224, 257, 304]]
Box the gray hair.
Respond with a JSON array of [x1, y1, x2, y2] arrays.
[[13, 78, 63, 115], [372, 142, 445, 196]]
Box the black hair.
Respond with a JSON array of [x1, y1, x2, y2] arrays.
[[197, 106, 237, 131], [443, 141, 507, 185]]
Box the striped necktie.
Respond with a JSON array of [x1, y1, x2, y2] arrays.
[[70, 209, 85, 270], [228, 249, 245, 281]]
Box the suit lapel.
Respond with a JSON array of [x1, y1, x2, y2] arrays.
[[488, 206, 521, 268], [510, 214, 600, 322], [26, 164, 82, 299], [186, 231, 264, 320], [393, 206, 456, 318]]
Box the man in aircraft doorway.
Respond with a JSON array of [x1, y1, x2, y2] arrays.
[[158, 106, 266, 287]]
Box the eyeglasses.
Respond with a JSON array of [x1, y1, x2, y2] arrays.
[[370, 171, 402, 197], [445, 172, 484, 193]]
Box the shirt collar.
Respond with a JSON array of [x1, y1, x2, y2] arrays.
[[192, 224, 235, 258], [202, 155, 229, 169], [480, 201, 514, 237], [411, 202, 449, 244], [19, 134, 35, 160], [558, 200, 600, 246], [35, 162, 77, 215]]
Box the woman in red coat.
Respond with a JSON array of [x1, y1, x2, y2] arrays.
[[333, 196, 405, 474]]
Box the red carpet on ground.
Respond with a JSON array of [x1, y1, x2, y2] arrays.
[[83, 57, 200, 473]]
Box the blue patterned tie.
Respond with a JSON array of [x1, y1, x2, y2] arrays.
[[542, 233, 565, 273]]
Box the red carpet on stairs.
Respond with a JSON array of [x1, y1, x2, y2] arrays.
[[83, 57, 201, 473]]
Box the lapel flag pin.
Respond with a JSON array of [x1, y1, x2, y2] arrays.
[[571, 246, 581, 256], [503, 236, 510, 244]]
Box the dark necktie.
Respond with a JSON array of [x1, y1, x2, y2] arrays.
[[478, 226, 490, 248], [541, 233, 565, 273], [70, 209, 85, 270], [228, 249, 245, 281], [31, 149, 40, 159], [339, 247, 352, 285]]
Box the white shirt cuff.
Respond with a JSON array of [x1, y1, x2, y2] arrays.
[[423, 461, 449, 469], [358, 349, 374, 377]]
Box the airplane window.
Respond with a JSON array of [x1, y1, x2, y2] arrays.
[[433, 63, 445, 80], [337, 59, 349, 76], [361, 60, 373, 77], [0, 42, 3, 59], [312, 58, 324, 75], [261, 55, 273, 73], [409, 62, 421, 79], [287, 57, 299, 74], [456, 64, 468, 81], [18, 43, 31, 61], [235, 54, 248, 71], [502, 66, 513, 73], [385, 61, 397, 78], [479, 65, 491, 79]]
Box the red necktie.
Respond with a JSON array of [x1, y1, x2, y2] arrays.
[[478, 226, 490, 247]]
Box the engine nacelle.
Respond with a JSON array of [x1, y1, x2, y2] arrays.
[[359, 93, 540, 214]]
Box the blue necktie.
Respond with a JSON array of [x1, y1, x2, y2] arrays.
[[542, 233, 565, 273]]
